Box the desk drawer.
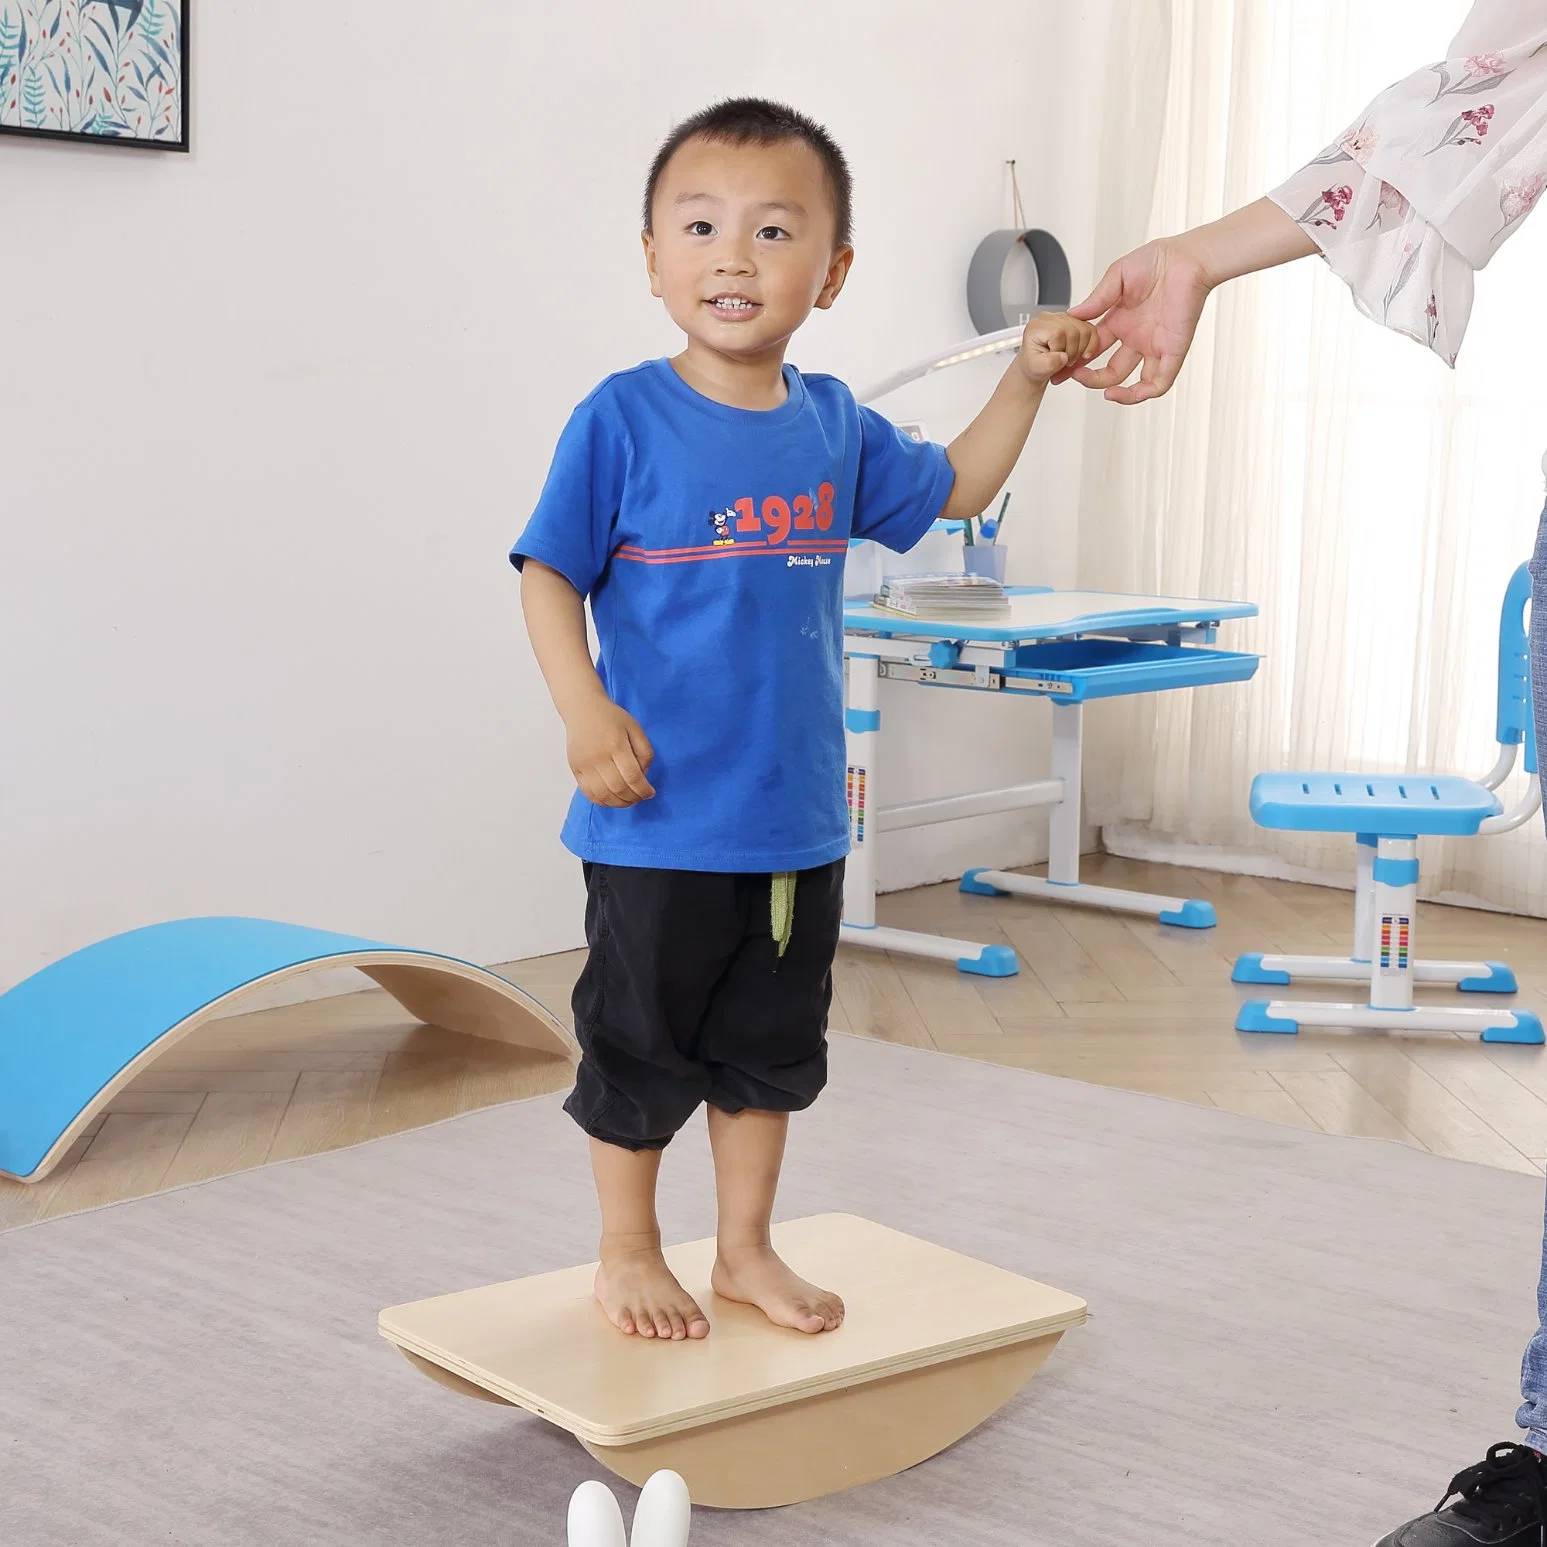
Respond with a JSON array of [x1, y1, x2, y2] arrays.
[[1000, 640, 1259, 702]]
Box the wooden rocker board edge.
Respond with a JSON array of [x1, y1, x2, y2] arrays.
[[7, 950, 577, 1185], [579, 1331, 1067, 1509], [379, 1298, 1087, 1445], [386, 1328, 1072, 1511]]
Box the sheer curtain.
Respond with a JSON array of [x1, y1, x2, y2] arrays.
[[1081, 0, 1547, 914]]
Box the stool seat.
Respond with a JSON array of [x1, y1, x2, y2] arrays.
[[1250, 772, 1502, 836]]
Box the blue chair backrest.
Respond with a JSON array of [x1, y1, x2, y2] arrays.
[[1498, 562, 1536, 776]]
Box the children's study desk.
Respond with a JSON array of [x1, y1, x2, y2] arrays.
[[842, 586, 1260, 975]]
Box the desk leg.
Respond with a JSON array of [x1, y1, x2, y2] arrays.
[[842, 654, 880, 932], [839, 653, 1018, 977], [959, 703, 1219, 929], [1048, 703, 1082, 886]]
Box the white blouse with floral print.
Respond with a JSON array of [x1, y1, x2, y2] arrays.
[[1270, 0, 1547, 365]]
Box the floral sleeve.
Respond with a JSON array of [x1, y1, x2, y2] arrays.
[[1268, 0, 1547, 365]]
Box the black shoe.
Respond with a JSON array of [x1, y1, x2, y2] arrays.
[[1377, 1443, 1547, 1545]]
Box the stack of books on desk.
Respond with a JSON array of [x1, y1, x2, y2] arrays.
[[872, 573, 1010, 618]]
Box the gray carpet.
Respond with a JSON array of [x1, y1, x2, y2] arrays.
[[3, 1034, 1544, 1546]]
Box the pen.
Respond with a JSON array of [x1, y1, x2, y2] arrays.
[[990, 492, 1010, 543]]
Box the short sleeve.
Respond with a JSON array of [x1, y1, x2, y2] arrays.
[[1267, 0, 1547, 366], [508, 397, 630, 596], [850, 406, 957, 553]]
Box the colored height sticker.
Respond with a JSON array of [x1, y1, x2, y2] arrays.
[[847, 765, 867, 844], [1379, 915, 1411, 972]]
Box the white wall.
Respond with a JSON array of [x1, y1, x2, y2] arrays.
[[0, 0, 1109, 992]]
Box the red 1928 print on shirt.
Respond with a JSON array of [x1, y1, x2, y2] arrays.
[[734, 482, 837, 544], [617, 481, 843, 566]]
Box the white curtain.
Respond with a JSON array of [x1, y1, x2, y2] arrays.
[[1082, 0, 1547, 914]]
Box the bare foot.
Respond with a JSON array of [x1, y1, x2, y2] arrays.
[[711, 1241, 845, 1334], [594, 1246, 710, 1341]]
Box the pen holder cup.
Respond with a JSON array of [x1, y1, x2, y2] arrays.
[[963, 545, 1008, 582]]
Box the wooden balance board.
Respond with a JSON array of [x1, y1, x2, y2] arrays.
[[0, 917, 577, 1185], [380, 1213, 1087, 1510]]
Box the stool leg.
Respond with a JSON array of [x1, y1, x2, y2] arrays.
[[1238, 834, 1542, 1040], [1235, 826, 1512, 992], [1353, 835, 1376, 966], [1368, 838, 1417, 1013], [1233, 832, 1381, 990]]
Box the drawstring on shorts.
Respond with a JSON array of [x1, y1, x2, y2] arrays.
[[771, 872, 796, 963]]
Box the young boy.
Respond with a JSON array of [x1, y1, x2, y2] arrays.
[[512, 98, 1095, 1343]]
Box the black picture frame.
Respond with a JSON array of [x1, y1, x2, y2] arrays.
[[0, 0, 189, 152]]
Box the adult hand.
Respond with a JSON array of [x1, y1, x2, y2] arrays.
[[1061, 200, 1318, 405], [1060, 236, 1213, 405]]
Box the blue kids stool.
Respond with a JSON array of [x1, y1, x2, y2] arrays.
[[1234, 563, 1544, 1044]]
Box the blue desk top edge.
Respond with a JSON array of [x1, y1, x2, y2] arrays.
[[843, 587, 1258, 643]]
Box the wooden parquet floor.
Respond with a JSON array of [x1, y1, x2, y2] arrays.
[[6, 854, 1546, 1231]]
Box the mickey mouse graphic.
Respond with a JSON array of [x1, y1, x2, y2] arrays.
[[707, 508, 736, 546]]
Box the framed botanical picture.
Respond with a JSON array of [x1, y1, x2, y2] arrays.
[[0, 0, 188, 150]]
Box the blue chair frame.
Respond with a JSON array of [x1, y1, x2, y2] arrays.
[[1233, 563, 1544, 1044]]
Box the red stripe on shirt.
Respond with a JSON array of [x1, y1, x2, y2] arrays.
[[616, 540, 848, 565]]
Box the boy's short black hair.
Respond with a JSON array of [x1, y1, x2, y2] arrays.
[[643, 97, 853, 249]]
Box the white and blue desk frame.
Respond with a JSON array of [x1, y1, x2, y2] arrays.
[[840, 589, 1261, 975]]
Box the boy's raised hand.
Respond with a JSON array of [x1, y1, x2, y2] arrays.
[[567, 698, 656, 807], [937, 308, 1102, 525], [1015, 311, 1101, 386]]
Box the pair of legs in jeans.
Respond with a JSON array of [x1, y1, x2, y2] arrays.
[[1515, 511, 1547, 1453], [1370, 514, 1547, 1546]]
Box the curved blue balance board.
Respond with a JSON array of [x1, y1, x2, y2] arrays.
[[0, 918, 578, 1185]]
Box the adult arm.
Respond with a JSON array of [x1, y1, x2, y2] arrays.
[[1072, 0, 1547, 402]]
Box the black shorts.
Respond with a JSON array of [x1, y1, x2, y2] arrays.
[[563, 859, 845, 1151]]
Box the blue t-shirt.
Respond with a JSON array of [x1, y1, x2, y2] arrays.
[[511, 358, 955, 872]]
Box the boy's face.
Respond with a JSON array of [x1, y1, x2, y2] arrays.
[[644, 136, 853, 361]]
